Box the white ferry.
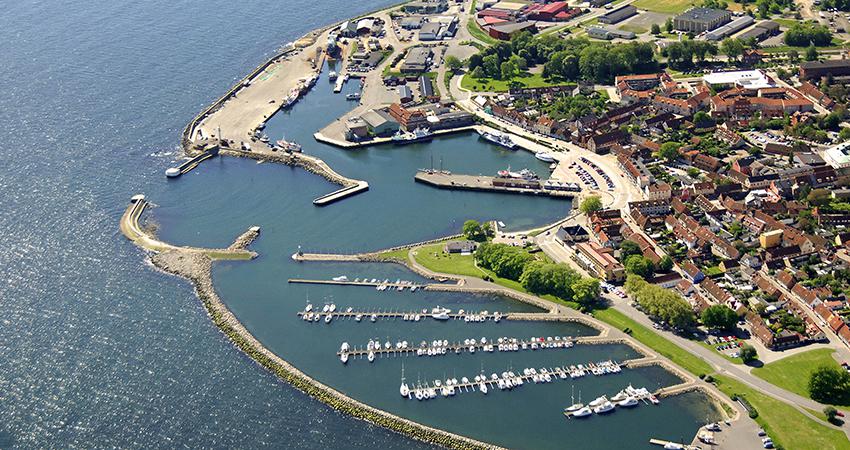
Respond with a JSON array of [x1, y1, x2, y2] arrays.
[[477, 129, 517, 149]]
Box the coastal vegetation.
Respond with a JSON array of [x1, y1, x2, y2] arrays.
[[714, 375, 850, 450], [462, 219, 490, 241]]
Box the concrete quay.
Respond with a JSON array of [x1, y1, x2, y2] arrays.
[[314, 123, 476, 149], [414, 170, 574, 199]]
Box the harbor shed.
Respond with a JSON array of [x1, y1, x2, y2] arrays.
[[360, 109, 399, 136], [597, 4, 637, 24], [419, 22, 442, 40], [401, 47, 432, 73], [488, 21, 536, 40], [445, 240, 478, 254], [398, 85, 414, 103]]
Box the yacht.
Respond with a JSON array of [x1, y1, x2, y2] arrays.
[[328, 71, 338, 81], [399, 364, 410, 397], [479, 382, 488, 394], [610, 390, 629, 402], [571, 406, 593, 418], [328, 303, 336, 313], [565, 387, 584, 413], [477, 128, 517, 149], [534, 151, 556, 163], [340, 353, 349, 364], [324, 314, 332, 324], [367, 351, 375, 363], [346, 92, 361, 101], [332, 275, 349, 282], [355, 314, 362, 322], [593, 401, 615, 414], [618, 397, 639, 408], [430, 306, 451, 320], [392, 127, 433, 145], [305, 303, 313, 312], [588, 396, 608, 408]]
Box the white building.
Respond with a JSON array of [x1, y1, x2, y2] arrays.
[[702, 70, 774, 90]]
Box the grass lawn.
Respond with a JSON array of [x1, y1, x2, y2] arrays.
[[698, 341, 743, 364], [619, 24, 648, 35], [714, 375, 850, 450], [592, 307, 713, 376], [411, 242, 485, 278], [631, 0, 697, 14], [460, 73, 574, 92], [373, 247, 409, 261], [752, 348, 848, 406]]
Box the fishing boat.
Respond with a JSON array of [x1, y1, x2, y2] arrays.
[[496, 167, 538, 180], [535, 151, 556, 163], [392, 127, 432, 145], [477, 128, 517, 149]]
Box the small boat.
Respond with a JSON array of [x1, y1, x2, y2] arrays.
[[340, 353, 349, 364], [328, 304, 336, 313], [305, 303, 313, 312], [324, 314, 332, 324], [370, 314, 377, 322], [610, 390, 628, 402], [328, 71, 338, 81], [368, 351, 375, 363], [332, 275, 349, 282], [431, 306, 451, 320], [479, 382, 488, 394], [346, 92, 361, 101], [534, 151, 556, 163], [355, 314, 362, 322], [165, 167, 181, 178]]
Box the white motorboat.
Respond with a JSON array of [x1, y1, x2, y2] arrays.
[[571, 406, 593, 418], [368, 351, 375, 363], [610, 390, 629, 402], [332, 275, 349, 282], [534, 151, 556, 163], [479, 382, 488, 394], [355, 314, 362, 322], [324, 314, 332, 324], [328, 303, 336, 313], [431, 306, 451, 320], [593, 401, 615, 414], [618, 397, 639, 407], [322, 304, 329, 313], [340, 353, 349, 364], [328, 71, 338, 81], [305, 303, 313, 312], [588, 396, 608, 408], [370, 314, 377, 322], [340, 342, 350, 352]]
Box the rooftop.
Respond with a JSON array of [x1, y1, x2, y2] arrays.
[[676, 7, 730, 23], [702, 70, 773, 89]]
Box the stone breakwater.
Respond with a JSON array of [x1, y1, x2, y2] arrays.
[[148, 250, 503, 450], [221, 148, 357, 188]]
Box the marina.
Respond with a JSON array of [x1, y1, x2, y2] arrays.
[[288, 277, 427, 290], [297, 307, 505, 323]]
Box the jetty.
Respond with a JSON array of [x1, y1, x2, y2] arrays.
[[414, 170, 574, 198], [648, 438, 699, 449], [298, 309, 503, 323], [288, 278, 426, 289], [165, 146, 219, 178], [312, 180, 369, 206]]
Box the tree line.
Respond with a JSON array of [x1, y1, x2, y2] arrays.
[[624, 274, 695, 329], [475, 243, 600, 307]]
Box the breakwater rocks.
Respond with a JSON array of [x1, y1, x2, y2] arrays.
[[148, 250, 502, 450], [221, 148, 356, 188]]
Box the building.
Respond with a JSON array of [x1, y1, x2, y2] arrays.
[[419, 22, 442, 40], [419, 75, 435, 98], [704, 15, 753, 41], [344, 117, 369, 141], [702, 70, 773, 90], [403, 0, 449, 14], [587, 26, 635, 40], [400, 17, 424, 29], [488, 21, 536, 40], [445, 240, 477, 254], [360, 109, 399, 136], [597, 4, 637, 24], [401, 47, 432, 73], [554, 224, 590, 245], [759, 229, 783, 248], [398, 85, 414, 103], [673, 8, 732, 33], [822, 142, 850, 169], [710, 87, 813, 118], [574, 242, 625, 282], [736, 20, 779, 42], [800, 59, 850, 80]]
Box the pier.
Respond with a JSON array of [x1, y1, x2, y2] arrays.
[[288, 278, 427, 289], [414, 170, 574, 198], [312, 180, 369, 205], [298, 309, 504, 323], [338, 336, 577, 360]]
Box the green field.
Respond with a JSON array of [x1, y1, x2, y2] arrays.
[[592, 308, 713, 376], [714, 375, 850, 450], [631, 0, 697, 14], [752, 348, 847, 405], [411, 242, 485, 278], [467, 0, 499, 45], [618, 24, 648, 35], [460, 73, 573, 92], [373, 247, 410, 261]]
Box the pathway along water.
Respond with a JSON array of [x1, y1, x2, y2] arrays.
[[140, 47, 727, 449]]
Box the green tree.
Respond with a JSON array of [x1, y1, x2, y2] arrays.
[[620, 240, 642, 262], [657, 141, 681, 162], [665, 18, 674, 33], [701, 304, 739, 330], [445, 55, 463, 73], [625, 254, 655, 278], [825, 406, 838, 422], [840, 127, 850, 141], [500, 60, 517, 80], [809, 365, 850, 404], [658, 255, 674, 272], [787, 49, 799, 62], [740, 344, 758, 363], [462, 220, 486, 241], [720, 38, 744, 61], [572, 277, 601, 306], [807, 188, 832, 206], [580, 195, 603, 215], [651, 23, 661, 35], [470, 66, 485, 79], [806, 43, 819, 62]]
